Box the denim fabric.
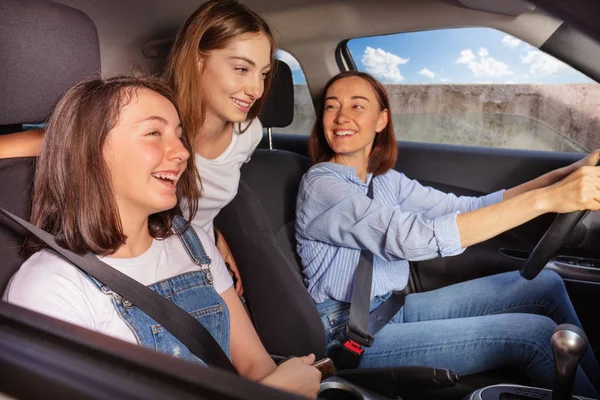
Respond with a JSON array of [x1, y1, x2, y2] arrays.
[[317, 270, 600, 398], [84, 216, 230, 366]]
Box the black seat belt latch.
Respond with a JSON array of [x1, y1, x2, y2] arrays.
[[336, 326, 374, 369], [337, 337, 367, 369], [344, 325, 374, 347]]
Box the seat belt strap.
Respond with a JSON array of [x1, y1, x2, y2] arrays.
[[338, 178, 406, 370], [0, 207, 237, 374]]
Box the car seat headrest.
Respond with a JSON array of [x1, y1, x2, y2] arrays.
[[0, 0, 101, 125], [258, 59, 294, 128]]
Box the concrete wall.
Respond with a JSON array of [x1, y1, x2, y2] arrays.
[[278, 84, 599, 152]]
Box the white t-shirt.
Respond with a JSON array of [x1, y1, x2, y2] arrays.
[[3, 224, 233, 345], [186, 118, 263, 241]]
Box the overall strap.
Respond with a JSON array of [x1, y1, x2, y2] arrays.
[[172, 215, 211, 265]]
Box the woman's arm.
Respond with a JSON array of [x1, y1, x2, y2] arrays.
[[457, 165, 600, 248], [503, 150, 600, 200], [297, 171, 464, 261], [0, 128, 43, 158], [394, 171, 502, 217], [221, 287, 321, 398]]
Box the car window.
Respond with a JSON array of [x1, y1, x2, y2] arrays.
[[273, 50, 315, 135], [345, 28, 599, 152]]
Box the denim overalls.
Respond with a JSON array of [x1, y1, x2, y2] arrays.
[[83, 216, 230, 366]]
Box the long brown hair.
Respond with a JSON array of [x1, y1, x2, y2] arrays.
[[163, 0, 275, 142], [309, 71, 397, 176], [28, 75, 201, 256]]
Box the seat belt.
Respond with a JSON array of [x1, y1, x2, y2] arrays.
[[337, 178, 406, 370], [0, 207, 237, 374]]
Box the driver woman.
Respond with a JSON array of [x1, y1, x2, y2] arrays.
[[295, 70, 600, 397]]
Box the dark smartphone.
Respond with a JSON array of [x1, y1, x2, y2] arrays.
[[312, 357, 336, 380]]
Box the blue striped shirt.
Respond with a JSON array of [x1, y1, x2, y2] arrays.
[[296, 162, 504, 304]]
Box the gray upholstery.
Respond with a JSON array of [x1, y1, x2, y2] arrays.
[[215, 150, 325, 358], [0, 0, 101, 292], [274, 221, 303, 282], [0, 0, 101, 125]]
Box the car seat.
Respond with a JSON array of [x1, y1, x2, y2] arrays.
[[0, 0, 101, 293]]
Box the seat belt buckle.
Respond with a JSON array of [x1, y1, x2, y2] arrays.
[[334, 326, 373, 369], [336, 338, 365, 369], [343, 325, 374, 347], [343, 339, 364, 355]]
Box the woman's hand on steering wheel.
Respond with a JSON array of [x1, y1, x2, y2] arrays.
[[542, 164, 600, 215], [520, 156, 600, 280]]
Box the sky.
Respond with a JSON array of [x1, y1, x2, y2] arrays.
[[276, 27, 594, 85]]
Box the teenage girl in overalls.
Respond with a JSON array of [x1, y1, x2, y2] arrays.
[[4, 76, 321, 399]]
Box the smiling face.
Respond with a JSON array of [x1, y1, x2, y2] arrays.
[[103, 88, 190, 222], [322, 76, 389, 166], [198, 32, 272, 128]]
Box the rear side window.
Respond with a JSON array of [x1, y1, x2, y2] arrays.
[[346, 28, 599, 152], [273, 50, 315, 135]]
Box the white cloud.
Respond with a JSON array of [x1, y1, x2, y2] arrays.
[[275, 49, 301, 71], [469, 57, 513, 77], [521, 50, 573, 78], [456, 49, 476, 64], [456, 48, 513, 77], [502, 35, 521, 48], [361, 46, 409, 83], [440, 78, 451, 83], [419, 68, 436, 79]]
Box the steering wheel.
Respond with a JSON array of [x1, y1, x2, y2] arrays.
[[520, 159, 600, 280]]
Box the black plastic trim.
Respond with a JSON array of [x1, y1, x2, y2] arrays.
[[0, 302, 302, 400], [540, 23, 600, 83], [335, 40, 357, 72]]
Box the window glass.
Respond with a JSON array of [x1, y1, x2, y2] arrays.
[[272, 50, 315, 135], [346, 28, 599, 152]]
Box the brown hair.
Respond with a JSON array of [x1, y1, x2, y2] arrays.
[[163, 0, 275, 142], [28, 75, 201, 256], [309, 71, 397, 176]]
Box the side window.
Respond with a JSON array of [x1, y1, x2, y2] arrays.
[[273, 50, 315, 135], [347, 28, 599, 152]]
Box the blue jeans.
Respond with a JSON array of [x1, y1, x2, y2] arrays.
[[317, 270, 600, 398]]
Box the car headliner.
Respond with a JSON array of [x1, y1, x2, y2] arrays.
[[50, 0, 563, 96]]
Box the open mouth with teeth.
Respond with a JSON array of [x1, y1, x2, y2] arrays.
[[231, 97, 252, 112], [334, 130, 357, 137], [151, 172, 177, 187]]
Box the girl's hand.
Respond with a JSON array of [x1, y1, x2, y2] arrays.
[[260, 354, 322, 399], [542, 165, 600, 214], [215, 228, 243, 296]]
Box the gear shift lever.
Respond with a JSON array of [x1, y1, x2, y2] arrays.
[[551, 323, 589, 400]]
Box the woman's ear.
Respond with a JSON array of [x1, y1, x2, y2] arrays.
[[375, 108, 389, 133], [196, 53, 206, 74]]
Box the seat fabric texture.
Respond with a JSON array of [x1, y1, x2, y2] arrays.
[[0, 0, 101, 292]]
